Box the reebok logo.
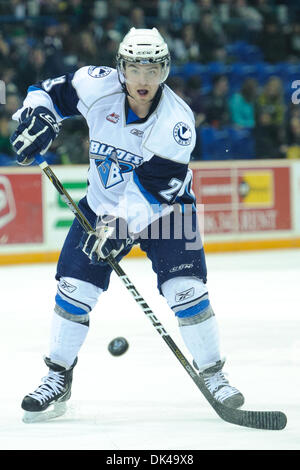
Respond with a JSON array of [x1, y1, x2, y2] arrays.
[[130, 128, 144, 138], [60, 279, 77, 293], [175, 287, 195, 303]]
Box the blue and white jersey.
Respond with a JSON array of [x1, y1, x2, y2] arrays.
[[12, 65, 196, 233]]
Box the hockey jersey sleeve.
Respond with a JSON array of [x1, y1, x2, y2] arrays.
[[12, 72, 81, 123], [134, 155, 188, 205], [12, 66, 119, 123]]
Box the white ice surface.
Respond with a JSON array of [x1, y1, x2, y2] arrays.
[[0, 249, 299, 450]]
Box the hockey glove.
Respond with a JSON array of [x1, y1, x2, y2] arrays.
[[80, 216, 134, 263], [10, 106, 60, 165]]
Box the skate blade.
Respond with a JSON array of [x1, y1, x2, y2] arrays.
[[22, 401, 67, 424]]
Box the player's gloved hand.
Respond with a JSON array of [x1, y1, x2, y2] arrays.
[[10, 106, 60, 165], [80, 216, 134, 263]]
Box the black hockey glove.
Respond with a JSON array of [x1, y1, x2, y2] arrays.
[[10, 106, 60, 165], [80, 216, 134, 263]]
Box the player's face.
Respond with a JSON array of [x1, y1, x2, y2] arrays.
[[124, 63, 161, 103]]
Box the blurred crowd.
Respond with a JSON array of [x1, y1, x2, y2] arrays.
[[1, 0, 300, 164]]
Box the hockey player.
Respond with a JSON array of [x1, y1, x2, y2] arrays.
[[11, 27, 244, 422]]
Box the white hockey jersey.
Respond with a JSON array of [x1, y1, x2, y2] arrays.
[[12, 66, 196, 233]]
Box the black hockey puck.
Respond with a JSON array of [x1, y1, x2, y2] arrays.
[[108, 337, 129, 356]]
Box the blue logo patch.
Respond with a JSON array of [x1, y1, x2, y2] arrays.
[[89, 141, 143, 189], [88, 66, 111, 78], [173, 122, 192, 146]]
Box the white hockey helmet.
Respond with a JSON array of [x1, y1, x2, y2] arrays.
[[116, 27, 170, 85]]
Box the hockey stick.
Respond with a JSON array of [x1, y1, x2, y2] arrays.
[[36, 155, 287, 430]]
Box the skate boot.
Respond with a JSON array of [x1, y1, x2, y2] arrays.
[[21, 356, 77, 423], [196, 359, 245, 409]]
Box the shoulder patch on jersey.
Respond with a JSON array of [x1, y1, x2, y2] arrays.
[[173, 122, 192, 146], [88, 66, 112, 78]]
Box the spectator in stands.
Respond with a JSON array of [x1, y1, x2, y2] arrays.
[[166, 76, 188, 101], [0, 32, 10, 64], [58, 21, 79, 71], [0, 110, 14, 157], [203, 74, 230, 128], [287, 19, 300, 61], [157, 23, 176, 56], [98, 28, 121, 68], [197, 11, 227, 63], [76, 30, 98, 67], [284, 102, 300, 159], [141, 0, 158, 19], [9, 0, 27, 19], [39, 0, 63, 17], [286, 116, 300, 159], [9, 27, 31, 70], [224, 0, 262, 41], [128, 6, 147, 29], [107, 0, 132, 20], [232, 0, 264, 33], [256, 18, 288, 63], [286, 102, 300, 127], [194, 0, 218, 19], [4, 92, 21, 118], [254, 112, 286, 159], [15, 46, 53, 96], [59, 0, 91, 27], [43, 18, 65, 76], [159, 0, 185, 35], [171, 24, 201, 64], [100, 16, 123, 44], [185, 75, 206, 127], [0, 67, 18, 100], [254, 76, 286, 158], [229, 77, 258, 129], [255, 0, 276, 24], [256, 76, 286, 134]]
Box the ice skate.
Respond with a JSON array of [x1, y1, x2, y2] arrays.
[[21, 357, 77, 423], [196, 359, 245, 409]]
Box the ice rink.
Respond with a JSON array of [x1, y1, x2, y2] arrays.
[[0, 249, 299, 450]]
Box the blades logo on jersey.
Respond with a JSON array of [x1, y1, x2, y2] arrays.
[[90, 140, 143, 167], [97, 150, 124, 189], [173, 122, 192, 146], [90, 142, 143, 189]]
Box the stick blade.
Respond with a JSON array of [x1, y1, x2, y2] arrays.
[[217, 405, 287, 430]]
